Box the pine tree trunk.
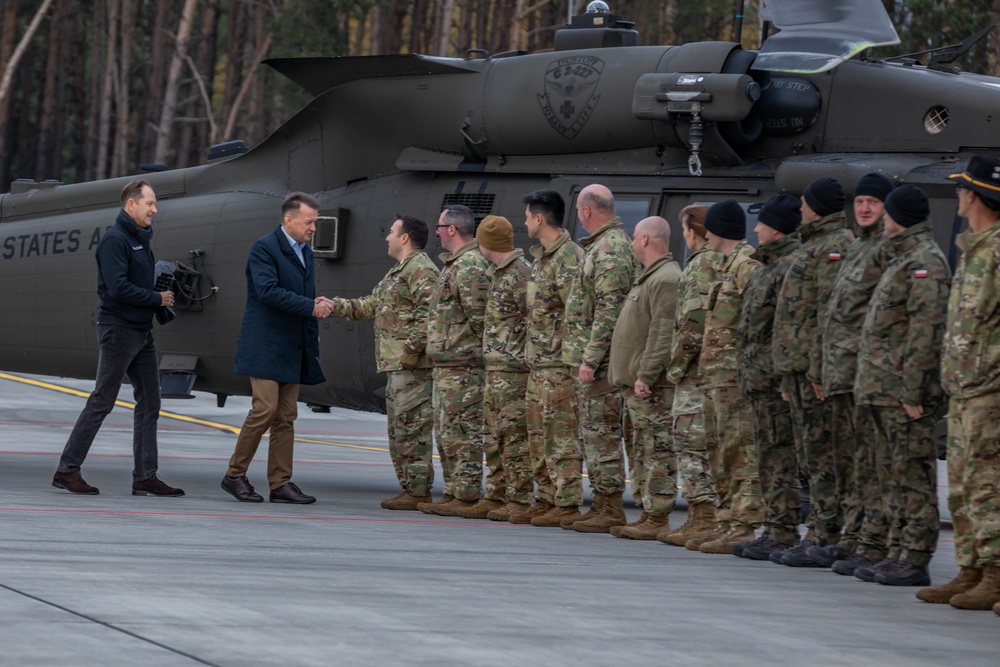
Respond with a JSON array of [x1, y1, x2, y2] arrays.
[[153, 0, 199, 165], [95, 0, 120, 180]]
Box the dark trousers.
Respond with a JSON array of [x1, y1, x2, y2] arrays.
[[58, 324, 161, 482]]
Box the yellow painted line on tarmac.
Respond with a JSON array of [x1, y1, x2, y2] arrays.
[[0, 372, 390, 454]]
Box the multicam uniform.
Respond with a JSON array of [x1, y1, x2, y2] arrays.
[[525, 230, 585, 508], [563, 217, 639, 498], [609, 253, 682, 517], [773, 211, 855, 545], [737, 233, 801, 546], [856, 220, 948, 568], [665, 245, 721, 510], [482, 249, 533, 505], [941, 218, 1000, 574], [427, 240, 490, 502], [818, 220, 888, 560], [328, 251, 439, 497], [701, 240, 762, 531]]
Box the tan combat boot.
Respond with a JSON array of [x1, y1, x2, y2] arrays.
[[531, 505, 582, 527], [487, 501, 529, 521], [621, 513, 670, 540], [994, 600, 1000, 616], [916, 566, 982, 604], [612, 512, 648, 538], [455, 498, 506, 519], [509, 500, 552, 524], [573, 492, 627, 533], [417, 494, 454, 515], [659, 502, 710, 546], [949, 565, 1000, 610], [382, 492, 432, 511], [563, 493, 604, 529], [685, 520, 728, 551], [699, 524, 756, 554]]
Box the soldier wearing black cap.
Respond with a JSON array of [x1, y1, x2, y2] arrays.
[[772, 177, 855, 568], [923, 155, 1000, 611], [811, 172, 896, 576], [855, 184, 949, 587], [733, 195, 803, 561], [694, 200, 764, 555]]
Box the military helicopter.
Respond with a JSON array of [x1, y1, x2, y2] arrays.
[[0, 0, 994, 413]]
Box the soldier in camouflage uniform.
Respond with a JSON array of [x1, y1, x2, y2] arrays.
[[807, 173, 895, 575], [327, 216, 439, 510], [919, 156, 1000, 609], [772, 177, 855, 567], [509, 189, 586, 527], [660, 205, 720, 548], [733, 195, 802, 561], [854, 185, 948, 587], [695, 200, 763, 555], [417, 205, 491, 517], [562, 184, 639, 533], [453, 215, 533, 521], [607, 216, 681, 540]]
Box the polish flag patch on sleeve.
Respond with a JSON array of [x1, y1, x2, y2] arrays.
[[914, 268, 929, 278], [828, 252, 842, 261]]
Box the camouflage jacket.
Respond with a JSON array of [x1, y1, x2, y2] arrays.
[[328, 251, 439, 373], [526, 229, 584, 369], [608, 253, 682, 389], [773, 212, 855, 385], [483, 249, 531, 372], [427, 240, 490, 368], [737, 233, 801, 396], [665, 244, 722, 386], [855, 221, 950, 408], [942, 218, 1000, 399], [562, 217, 639, 373], [819, 220, 887, 395], [700, 240, 760, 389]]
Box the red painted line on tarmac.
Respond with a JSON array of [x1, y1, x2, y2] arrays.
[[0, 506, 511, 525], [0, 450, 393, 465]]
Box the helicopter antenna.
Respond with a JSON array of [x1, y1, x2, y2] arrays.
[[885, 24, 994, 71]]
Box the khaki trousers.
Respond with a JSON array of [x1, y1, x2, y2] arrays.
[[228, 377, 299, 490]]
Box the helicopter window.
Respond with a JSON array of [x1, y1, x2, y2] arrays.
[[923, 106, 949, 134], [571, 195, 654, 241]]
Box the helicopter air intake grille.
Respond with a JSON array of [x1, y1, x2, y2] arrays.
[[441, 193, 496, 218]]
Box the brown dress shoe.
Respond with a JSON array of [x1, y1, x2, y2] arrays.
[[133, 474, 185, 497], [52, 471, 99, 495]]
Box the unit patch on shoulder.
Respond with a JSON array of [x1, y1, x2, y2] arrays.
[[914, 268, 929, 278]]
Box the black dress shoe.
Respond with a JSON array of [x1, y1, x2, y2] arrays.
[[221, 475, 264, 503], [270, 482, 316, 504]]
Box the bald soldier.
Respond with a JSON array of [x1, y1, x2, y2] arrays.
[[608, 216, 682, 539], [562, 184, 639, 533]]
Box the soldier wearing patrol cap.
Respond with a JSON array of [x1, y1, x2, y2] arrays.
[[855, 184, 949, 587], [920, 155, 1000, 610]]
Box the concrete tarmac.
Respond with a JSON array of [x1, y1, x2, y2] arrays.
[[1, 372, 996, 666]]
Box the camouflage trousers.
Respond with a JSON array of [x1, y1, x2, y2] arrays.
[[947, 393, 1000, 568], [527, 367, 583, 508], [829, 393, 887, 559], [624, 386, 676, 516], [858, 403, 939, 567], [786, 373, 838, 543], [577, 375, 626, 495], [483, 370, 532, 504], [622, 410, 640, 506], [703, 386, 762, 529], [750, 393, 799, 545], [432, 366, 485, 501], [385, 369, 434, 497], [671, 381, 717, 507]]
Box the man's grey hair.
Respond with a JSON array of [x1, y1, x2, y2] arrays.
[[441, 204, 476, 236]]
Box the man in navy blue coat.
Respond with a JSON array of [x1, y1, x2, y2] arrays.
[[222, 192, 329, 504]]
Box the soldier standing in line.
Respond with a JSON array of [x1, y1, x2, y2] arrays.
[[659, 205, 721, 548], [509, 189, 586, 527], [454, 215, 533, 521], [919, 156, 1000, 611], [417, 205, 491, 516], [607, 216, 682, 539], [562, 184, 639, 534], [733, 195, 802, 560], [806, 173, 895, 574], [327, 215, 439, 510], [854, 185, 948, 586], [694, 200, 763, 555], [771, 177, 855, 567]]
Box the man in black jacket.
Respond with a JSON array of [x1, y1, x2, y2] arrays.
[[52, 180, 183, 497]]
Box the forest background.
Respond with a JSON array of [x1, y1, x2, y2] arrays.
[[1, 0, 999, 191]]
